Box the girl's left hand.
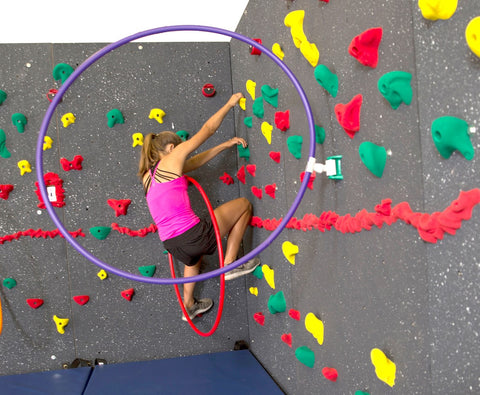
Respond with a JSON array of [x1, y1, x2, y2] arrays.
[[226, 137, 248, 148]]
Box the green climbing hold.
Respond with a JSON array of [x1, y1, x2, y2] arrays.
[[378, 71, 412, 109], [244, 117, 253, 128], [89, 226, 112, 240], [355, 391, 370, 395], [176, 130, 189, 141], [295, 346, 315, 368], [267, 291, 287, 314], [12, 113, 27, 133], [431, 116, 474, 160], [0, 129, 11, 159], [252, 97, 264, 118], [287, 135, 303, 159], [238, 144, 250, 161], [107, 109, 124, 128], [261, 85, 279, 108], [315, 125, 325, 144], [3, 277, 17, 289], [359, 141, 387, 178], [52, 63, 74, 84], [314, 64, 338, 97], [252, 265, 263, 279], [138, 265, 156, 277], [0, 89, 7, 105]]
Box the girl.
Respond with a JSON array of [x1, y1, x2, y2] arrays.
[[138, 93, 260, 321]]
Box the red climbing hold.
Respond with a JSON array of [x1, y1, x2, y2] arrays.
[[35, 173, 65, 209], [121, 288, 134, 301], [265, 184, 276, 199], [236, 166, 246, 184], [253, 312, 265, 326], [348, 27, 383, 68], [322, 367, 338, 382], [26, 298, 44, 309], [246, 164, 256, 177], [60, 155, 83, 171], [289, 309, 301, 321], [0, 184, 14, 200], [219, 172, 234, 185], [274, 110, 290, 132], [46, 88, 58, 102], [73, 295, 90, 305], [202, 83, 216, 97], [281, 333, 293, 347], [269, 151, 281, 163], [250, 38, 263, 55], [334, 94, 363, 139], [107, 199, 131, 217], [251, 186, 263, 199], [300, 171, 316, 190]]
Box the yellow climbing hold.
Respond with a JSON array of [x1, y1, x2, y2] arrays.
[[53, 315, 69, 334], [466, 16, 480, 58], [282, 241, 299, 265], [370, 348, 396, 387], [97, 269, 108, 280], [284, 10, 319, 67], [261, 122, 273, 144], [262, 265, 275, 290], [305, 312, 324, 345], [272, 43, 285, 60], [61, 113, 76, 128], [300, 41, 320, 68], [249, 287, 258, 296], [239, 97, 246, 110], [132, 133, 144, 147], [246, 80, 256, 100], [149, 108, 166, 124], [18, 160, 32, 176], [43, 136, 53, 151], [418, 0, 457, 21]]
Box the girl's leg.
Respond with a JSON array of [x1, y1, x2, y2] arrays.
[[183, 259, 201, 308], [214, 197, 252, 265]]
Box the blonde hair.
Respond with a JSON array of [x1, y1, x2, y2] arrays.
[[137, 132, 182, 178]]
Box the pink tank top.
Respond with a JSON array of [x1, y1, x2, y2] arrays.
[[145, 166, 200, 241]]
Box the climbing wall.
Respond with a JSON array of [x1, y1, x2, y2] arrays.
[[0, 42, 250, 375], [230, 0, 479, 394]]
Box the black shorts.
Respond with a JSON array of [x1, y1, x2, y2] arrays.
[[163, 218, 218, 266]]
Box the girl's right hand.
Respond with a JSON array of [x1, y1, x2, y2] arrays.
[[227, 93, 244, 107]]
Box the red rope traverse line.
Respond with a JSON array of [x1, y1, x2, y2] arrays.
[[0, 228, 84, 245], [168, 176, 225, 337]]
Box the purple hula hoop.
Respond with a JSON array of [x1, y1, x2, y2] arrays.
[[35, 25, 316, 285]]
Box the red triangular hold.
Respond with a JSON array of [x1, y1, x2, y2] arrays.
[[121, 288, 135, 301], [26, 298, 44, 309], [322, 367, 338, 382], [269, 151, 281, 163], [348, 27, 383, 68], [251, 186, 263, 199], [253, 312, 265, 326], [265, 184, 276, 199], [281, 333, 293, 347], [236, 166, 246, 184], [246, 164, 257, 177], [107, 199, 131, 217], [334, 94, 363, 139], [288, 309, 301, 321], [73, 295, 90, 305]]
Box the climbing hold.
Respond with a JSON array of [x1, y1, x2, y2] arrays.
[[107, 109, 124, 128], [138, 265, 156, 277], [335, 94, 363, 138], [53, 315, 69, 334], [322, 367, 338, 382], [89, 226, 112, 240], [3, 278, 17, 289], [252, 97, 264, 118], [249, 287, 258, 296], [349, 27, 383, 68], [355, 392, 370, 395], [0, 89, 7, 105], [251, 186, 263, 199], [0, 184, 14, 200], [43, 136, 53, 151], [305, 312, 324, 345], [73, 295, 90, 305], [121, 288, 135, 301], [370, 348, 396, 387], [176, 130, 189, 142], [107, 199, 131, 217], [239, 98, 246, 110], [97, 270, 108, 280], [149, 108, 166, 124], [287, 135, 303, 159], [284, 10, 307, 48], [246, 80, 256, 100], [274, 110, 290, 132], [315, 125, 326, 144], [34, 172, 65, 208], [238, 144, 250, 160], [60, 155, 84, 171], [61, 113, 76, 127], [265, 184, 276, 199], [289, 309, 301, 321], [244, 117, 253, 128], [314, 64, 338, 97], [378, 71, 413, 109], [466, 16, 480, 57], [268, 291, 286, 314], [46, 88, 58, 102], [359, 141, 387, 177], [300, 41, 320, 67], [252, 265, 264, 279], [261, 85, 279, 108], [300, 171, 316, 190], [272, 43, 285, 60], [295, 346, 315, 368], [0, 129, 11, 158], [269, 151, 281, 163], [253, 312, 265, 326], [246, 164, 256, 177], [418, 0, 458, 21], [282, 241, 299, 265], [431, 116, 474, 160], [26, 298, 44, 309], [281, 333, 293, 347], [201, 83, 216, 97], [132, 133, 144, 147], [52, 63, 74, 84], [11, 113, 27, 133], [18, 160, 32, 176], [262, 265, 275, 289], [220, 172, 234, 185], [250, 38, 263, 55], [261, 122, 273, 144], [236, 166, 246, 184]]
